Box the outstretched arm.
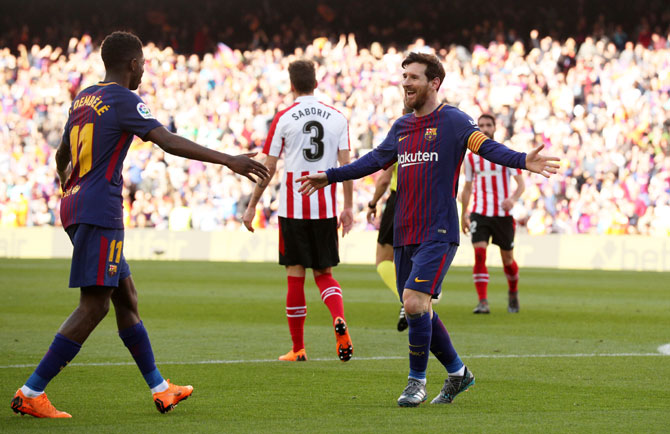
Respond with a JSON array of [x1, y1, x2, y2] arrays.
[[146, 126, 270, 183], [299, 121, 399, 195], [298, 146, 396, 196], [475, 139, 559, 178]]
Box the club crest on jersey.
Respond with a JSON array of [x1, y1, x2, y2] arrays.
[[424, 128, 437, 141], [62, 185, 80, 198], [108, 264, 118, 277], [136, 103, 155, 119]]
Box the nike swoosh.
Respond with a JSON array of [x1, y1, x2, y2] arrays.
[[414, 277, 429, 283], [398, 135, 409, 142]]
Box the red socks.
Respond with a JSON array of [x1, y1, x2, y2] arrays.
[[314, 273, 344, 321], [473, 247, 489, 301], [286, 273, 345, 352], [286, 276, 306, 352], [504, 261, 519, 293], [474, 247, 519, 299]]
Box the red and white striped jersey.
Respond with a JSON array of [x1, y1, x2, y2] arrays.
[[464, 152, 522, 217], [263, 95, 350, 219]]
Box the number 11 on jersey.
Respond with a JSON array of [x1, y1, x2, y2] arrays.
[[70, 123, 94, 177]]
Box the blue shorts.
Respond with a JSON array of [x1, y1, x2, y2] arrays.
[[65, 224, 131, 288], [394, 241, 458, 300]]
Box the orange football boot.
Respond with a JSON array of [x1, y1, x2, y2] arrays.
[[10, 389, 72, 418], [334, 317, 353, 362], [152, 380, 193, 414], [278, 348, 307, 361]]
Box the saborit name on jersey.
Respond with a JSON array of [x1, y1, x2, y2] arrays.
[[291, 107, 332, 121]]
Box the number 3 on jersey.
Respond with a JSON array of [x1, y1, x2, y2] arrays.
[[70, 123, 94, 177], [302, 120, 324, 162]]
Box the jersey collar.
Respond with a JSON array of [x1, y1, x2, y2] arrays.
[[295, 95, 317, 102]]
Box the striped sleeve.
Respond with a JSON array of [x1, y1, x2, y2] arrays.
[[466, 131, 488, 154], [263, 103, 298, 156], [464, 152, 474, 182]]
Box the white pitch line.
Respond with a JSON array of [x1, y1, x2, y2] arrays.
[[0, 352, 666, 369]]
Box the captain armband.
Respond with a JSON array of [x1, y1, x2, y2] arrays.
[[466, 131, 488, 154]]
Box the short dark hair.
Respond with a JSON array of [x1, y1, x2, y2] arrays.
[[288, 60, 317, 94], [478, 113, 496, 124], [101, 31, 143, 71], [401, 52, 445, 90]]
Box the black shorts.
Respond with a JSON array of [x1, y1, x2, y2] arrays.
[[469, 213, 516, 250], [278, 217, 340, 269], [377, 190, 396, 246]]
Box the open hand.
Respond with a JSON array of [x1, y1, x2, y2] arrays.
[[296, 172, 329, 195], [227, 152, 271, 183], [525, 144, 560, 178]]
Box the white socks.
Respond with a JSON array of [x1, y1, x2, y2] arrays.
[[449, 366, 466, 377], [22, 380, 170, 397], [21, 385, 44, 398], [150, 380, 169, 394], [408, 376, 427, 385]]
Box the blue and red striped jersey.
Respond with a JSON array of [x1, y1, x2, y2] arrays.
[[326, 104, 527, 246], [60, 82, 161, 229]]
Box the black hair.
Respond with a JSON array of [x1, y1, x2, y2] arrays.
[[401, 52, 446, 90], [101, 31, 143, 71], [478, 113, 496, 124]]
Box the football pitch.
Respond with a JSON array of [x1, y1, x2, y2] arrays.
[[1, 258, 668, 433]]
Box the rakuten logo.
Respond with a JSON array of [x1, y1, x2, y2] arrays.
[[398, 151, 439, 167]]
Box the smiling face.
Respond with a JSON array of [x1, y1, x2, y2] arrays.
[[402, 62, 439, 113]]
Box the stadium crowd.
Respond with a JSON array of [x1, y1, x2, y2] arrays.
[[3, 0, 667, 56], [1, 19, 670, 236]]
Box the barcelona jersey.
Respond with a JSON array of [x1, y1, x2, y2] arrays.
[[60, 82, 162, 229], [326, 104, 527, 247]]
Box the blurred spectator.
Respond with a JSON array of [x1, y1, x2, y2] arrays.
[[1, 10, 670, 236]]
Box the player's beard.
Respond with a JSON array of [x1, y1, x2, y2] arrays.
[[130, 69, 144, 90], [404, 84, 429, 111], [130, 75, 141, 90]]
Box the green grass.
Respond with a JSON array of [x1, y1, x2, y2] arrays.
[[1, 259, 669, 433]]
